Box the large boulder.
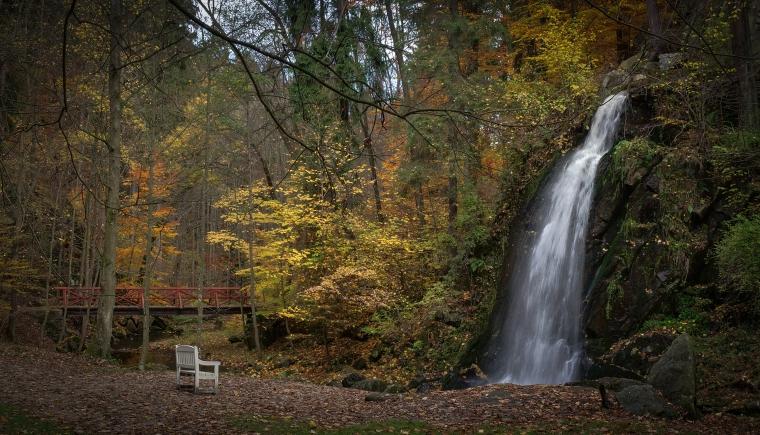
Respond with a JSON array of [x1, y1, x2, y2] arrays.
[[647, 334, 698, 417], [442, 364, 488, 390], [596, 377, 647, 392], [599, 330, 677, 378], [616, 384, 668, 416], [586, 362, 645, 381]]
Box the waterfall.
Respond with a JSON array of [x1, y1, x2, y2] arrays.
[[490, 92, 628, 385]]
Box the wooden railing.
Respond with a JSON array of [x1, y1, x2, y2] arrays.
[[52, 287, 245, 309]]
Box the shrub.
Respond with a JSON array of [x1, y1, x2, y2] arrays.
[[715, 215, 760, 314]]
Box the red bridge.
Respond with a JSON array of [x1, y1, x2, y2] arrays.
[[51, 287, 250, 316]]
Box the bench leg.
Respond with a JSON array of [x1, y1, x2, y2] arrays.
[[214, 366, 219, 393]]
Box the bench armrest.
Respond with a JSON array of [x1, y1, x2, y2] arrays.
[[198, 359, 221, 367]]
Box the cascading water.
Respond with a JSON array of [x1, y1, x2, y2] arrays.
[[489, 92, 628, 385]]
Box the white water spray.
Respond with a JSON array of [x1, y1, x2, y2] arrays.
[[493, 92, 628, 385]]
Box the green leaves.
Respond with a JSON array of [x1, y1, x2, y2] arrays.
[[715, 215, 760, 315]]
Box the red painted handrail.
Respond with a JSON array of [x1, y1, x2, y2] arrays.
[[51, 287, 245, 309]]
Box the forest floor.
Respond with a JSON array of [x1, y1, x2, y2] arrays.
[[1, 345, 760, 434]]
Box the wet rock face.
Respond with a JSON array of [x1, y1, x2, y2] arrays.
[[599, 330, 677, 378], [648, 334, 698, 417], [583, 125, 715, 341], [584, 144, 666, 340]]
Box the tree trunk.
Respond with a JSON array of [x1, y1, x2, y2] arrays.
[[251, 143, 276, 199], [78, 298, 91, 352], [247, 222, 262, 352], [59, 208, 76, 345], [41, 179, 61, 341], [386, 0, 427, 226], [139, 139, 156, 371], [197, 60, 212, 345], [361, 114, 384, 222], [384, 0, 409, 100], [6, 286, 16, 342], [322, 322, 330, 359], [197, 196, 206, 342], [446, 0, 460, 236], [447, 171, 458, 235], [646, 0, 664, 58], [731, 1, 759, 129], [94, 0, 122, 358]]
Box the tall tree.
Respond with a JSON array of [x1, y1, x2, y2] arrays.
[[731, 0, 759, 129], [646, 0, 664, 57], [94, 0, 123, 358]]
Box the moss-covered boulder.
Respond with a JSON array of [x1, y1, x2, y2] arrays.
[[616, 384, 668, 416], [648, 334, 698, 417], [352, 379, 389, 392], [599, 330, 677, 378]]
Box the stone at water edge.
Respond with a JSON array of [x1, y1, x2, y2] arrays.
[[647, 333, 699, 417]]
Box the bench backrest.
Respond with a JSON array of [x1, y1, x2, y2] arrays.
[[175, 345, 198, 370]]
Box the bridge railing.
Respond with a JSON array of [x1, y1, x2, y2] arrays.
[[52, 287, 246, 309]]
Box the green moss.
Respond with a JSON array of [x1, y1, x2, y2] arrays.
[[711, 131, 760, 215], [605, 270, 625, 319], [715, 215, 760, 316], [474, 418, 669, 434], [621, 216, 656, 241], [610, 138, 660, 184], [640, 293, 711, 334], [0, 404, 68, 434], [230, 415, 431, 434], [520, 151, 560, 204]]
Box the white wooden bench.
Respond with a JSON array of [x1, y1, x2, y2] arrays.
[[175, 345, 221, 394]]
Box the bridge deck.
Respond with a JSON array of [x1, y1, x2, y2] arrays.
[[50, 287, 249, 316]]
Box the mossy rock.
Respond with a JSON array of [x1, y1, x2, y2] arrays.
[[340, 372, 365, 388], [352, 379, 388, 392], [383, 384, 408, 394], [648, 334, 699, 417]]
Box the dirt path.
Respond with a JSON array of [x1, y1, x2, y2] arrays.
[[1, 345, 757, 434]]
